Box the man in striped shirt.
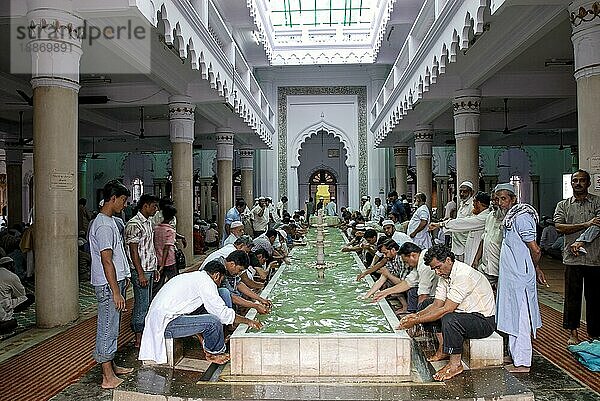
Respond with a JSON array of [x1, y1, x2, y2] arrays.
[[125, 194, 159, 347]]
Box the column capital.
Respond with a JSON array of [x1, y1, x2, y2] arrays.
[[414, 125, 433, 158], [453, 89, 481, 116], [239, 148, 254, 170], [26, 6, 83, 90], [394, 144, 409, 167], [570, 2, 600, 79], [215, 128, 234, 161], [199, 176, 213, 186], [169, 96, 195, 144]]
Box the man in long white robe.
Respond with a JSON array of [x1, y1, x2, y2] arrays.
[[139, 258, 261, 365], [495, 183, 547, 373], [430, 192, 490, 266]]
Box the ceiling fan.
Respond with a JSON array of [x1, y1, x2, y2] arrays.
[[123, 106, 169, 140], [2, 111, 33, 153], [89, 139, 106, 160], [6, 89, 109, 107], [482, 98, 527, 135]]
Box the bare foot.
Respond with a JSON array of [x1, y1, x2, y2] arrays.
[[503, 356, 513, 365], [505, 364, 530, 373], [433, 363, 464, 381], [205, 352, 230, 364], [113, 365, 134, 375], [567, 330, 580, 346], [101, 376, 124, 389], [427, 351, 450, 362]]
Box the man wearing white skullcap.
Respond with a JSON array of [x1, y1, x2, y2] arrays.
[[447, 181, 475, 261], [495, 182, 547, 373]]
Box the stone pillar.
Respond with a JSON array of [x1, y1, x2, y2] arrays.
[[29, 3, 83, 327], [434, 175, 449, 219], [169, 96, 195, 263], [6, 150, 23, 227], [414, 124, 434, 207], [570, 1, 600, 194], [216, 129, 234, 235], [394, 144, 409, 196], [239, 148, 254, 205], [531, 175, 540, 211], [198, 177, 212, 221], [453, 89, 481, 188], [78, 157, 87, 200], [482, 175, 499, 193], [570, 145, 579, 172]]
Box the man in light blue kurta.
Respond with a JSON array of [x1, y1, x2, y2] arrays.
[[496, 183, 547, 373]]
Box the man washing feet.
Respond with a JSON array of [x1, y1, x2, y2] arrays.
[[398, 244, 496, 381], [139, 259, 262, 365]]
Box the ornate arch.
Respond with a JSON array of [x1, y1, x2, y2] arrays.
[[289, 120, 355, 169]]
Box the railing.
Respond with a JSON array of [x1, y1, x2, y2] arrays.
[[137, 0, 275, 146], [369, 0, 490, 146]]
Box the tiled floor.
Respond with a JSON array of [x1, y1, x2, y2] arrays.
[[2, 253, 598, 401]]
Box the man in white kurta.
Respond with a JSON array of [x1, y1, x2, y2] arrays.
[[139, 261, 261, 365], [408, 193, 432, 249], [449, 181, 474, 261], [472, 192, 504, 288], [495, 183, 547, 373], [431, 192, 490, 266]]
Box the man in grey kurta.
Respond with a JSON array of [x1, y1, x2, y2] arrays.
[[496, 183, 547, 373], [554, 169, 600, 344]]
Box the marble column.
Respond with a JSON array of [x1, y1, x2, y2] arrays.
[[414, 124, 434, 207], [216, 129, 234, 235], [78, 157, 87, 200], [434, 175, 449, 219], [6, 149, 23, 227], [239, 148, 254, 205], [394, 144, 409, 196], [531, 175, 540, 211], [453, 89, 481, 189], [482, 175, 499, 193], [169, 96, 195, 263], [29, 3, 82, 327], [199, 177, 213, 221], [570, 1, 600, 195]]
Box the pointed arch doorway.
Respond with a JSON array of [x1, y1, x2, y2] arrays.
[[296, 129, 349, 208], [309, 169, 337, 203]]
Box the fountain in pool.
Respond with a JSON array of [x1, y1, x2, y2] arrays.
[[229, 215, 412, 379]]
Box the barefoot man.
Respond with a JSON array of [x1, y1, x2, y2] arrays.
[[89, 180, 134, 389], [139, 260, 262, 365], [397, 244, 496, 381]]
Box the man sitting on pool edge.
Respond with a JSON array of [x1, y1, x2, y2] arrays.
[[139, 260, 263, 365], [397, 244, 496, 381]]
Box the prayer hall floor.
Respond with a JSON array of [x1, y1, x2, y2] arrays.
[[1, 255, 599, 401]]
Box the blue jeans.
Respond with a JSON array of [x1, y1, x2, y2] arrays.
[[131, 269, 154, 333], [164, 288, 232, 354], [93, 279, 127, 363]]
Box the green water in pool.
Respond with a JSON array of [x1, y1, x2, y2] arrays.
[[251, 228, 393, 334]]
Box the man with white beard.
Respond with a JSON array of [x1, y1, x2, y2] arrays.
[[471, 190, 504, 290], [446, 181, 474, 261]]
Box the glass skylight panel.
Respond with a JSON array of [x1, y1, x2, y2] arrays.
[[253, 0, 394, 64], [269, 0, 373, 27]]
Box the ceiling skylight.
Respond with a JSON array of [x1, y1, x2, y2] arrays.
[[269, 0, 373, 28], [249, 0, 396, 65]]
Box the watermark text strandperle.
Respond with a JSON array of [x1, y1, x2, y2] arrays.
[[15, 19, 147, 50]]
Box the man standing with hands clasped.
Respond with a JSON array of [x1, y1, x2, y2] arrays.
[[554, 169, 600, 345], [89, 180, 134, 389]]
